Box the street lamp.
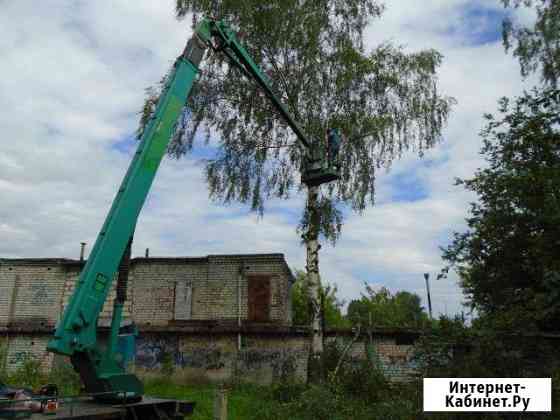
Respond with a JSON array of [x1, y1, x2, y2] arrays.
[[423, 273, 433, 320]]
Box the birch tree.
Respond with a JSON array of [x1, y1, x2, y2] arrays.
[[139, 0, 454, 382]]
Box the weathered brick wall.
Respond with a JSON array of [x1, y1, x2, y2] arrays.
[[4, 334, 53, 371], [205, 255, 292, 323], [0, 261, 67, 327], [130, 255, 293, 325], [133, 330, 418, 384], [129, 261, 179, 325], [0, 254, 293, 329], [0, 254, 298, 379], [335, 336, 418, 381], [0, 328, 420, 383], [136, 334, 302, 384], [136, 332, 309, 384]]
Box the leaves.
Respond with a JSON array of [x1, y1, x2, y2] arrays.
[[442, 87, 560, 331], [347, 285, 430, 328], [501, 0, 560, 86], [291, 270, 348, 328], [138, 0, 454, 243]]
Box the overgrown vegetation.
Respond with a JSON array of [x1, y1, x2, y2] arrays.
[[2, 324, 559, 419], [347, 283, 431, 328], [0, 338, 7, 379], [144, 340, 421, 420], [290, 269, 350, 328], [0, 343, 81, 396], [291, 269, 431, 330]]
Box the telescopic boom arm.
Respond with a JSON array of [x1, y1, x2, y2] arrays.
[[46, 30, 209, 400], [195, 18, 340, 186], [194, 19, 312, 149]]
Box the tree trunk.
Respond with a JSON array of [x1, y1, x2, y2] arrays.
[[305, 184, 323, 383]]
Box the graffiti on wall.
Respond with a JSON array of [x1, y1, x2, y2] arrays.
[[136, 335, 179, 369], [135, 335, 420, 381], [135, 335, 225, 370], [30, 283, 55, 306], [8, 351, 34, 366]]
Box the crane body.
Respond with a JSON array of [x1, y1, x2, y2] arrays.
[[46, 18, 340, 403]]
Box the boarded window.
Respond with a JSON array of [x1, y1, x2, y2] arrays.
[[174, 280, 192, 320], [247, 275, 271, 322]]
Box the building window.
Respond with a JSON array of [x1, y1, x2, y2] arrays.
[[247, 275, 271, 322], [174, 280, 192, 320]]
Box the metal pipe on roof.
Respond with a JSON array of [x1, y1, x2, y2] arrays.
[[79, 243, 86, 262]]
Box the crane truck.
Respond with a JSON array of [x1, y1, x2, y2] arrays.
[[36, 17, 340, 417]]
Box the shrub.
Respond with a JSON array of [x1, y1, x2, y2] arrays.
[[269, 380, 307, 403], [48, 356, 81, 396], [8, 354, 45, 390], [0, 338, 7, 379], [160, 351, 175, 377]]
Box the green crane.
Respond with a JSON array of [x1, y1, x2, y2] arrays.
[[46, 18, 340, 402]]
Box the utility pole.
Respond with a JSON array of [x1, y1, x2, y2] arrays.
[[423, 273, 433, 320]]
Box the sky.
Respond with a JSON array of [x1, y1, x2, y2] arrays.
[[0, 0, 537, 318]]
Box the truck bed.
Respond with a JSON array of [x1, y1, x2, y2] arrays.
[[1, 396, 195, 419]]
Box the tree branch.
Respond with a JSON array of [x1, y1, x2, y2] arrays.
[[332, 324, 361, 380]]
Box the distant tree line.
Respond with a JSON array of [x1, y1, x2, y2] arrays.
[[290, 270, 430, 329]]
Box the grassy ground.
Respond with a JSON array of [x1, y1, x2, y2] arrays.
[[144, 379, 270, 420]]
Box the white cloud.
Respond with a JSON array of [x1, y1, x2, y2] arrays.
[[0, 0, 537, 319]]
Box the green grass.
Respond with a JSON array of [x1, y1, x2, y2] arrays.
[[144, 379, 273, 420]]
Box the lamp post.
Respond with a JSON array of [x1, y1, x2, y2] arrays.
[[423, 273, 433, 320]]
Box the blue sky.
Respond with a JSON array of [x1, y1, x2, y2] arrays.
[[451, 3, 507, 45], [0, 0, 536, 317]]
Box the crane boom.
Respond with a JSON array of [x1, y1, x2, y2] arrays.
[[46, 33, 208, 400], [198, 19, 312, 149], [195, 18, 340, 186]]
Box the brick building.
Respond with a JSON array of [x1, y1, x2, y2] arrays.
[[0, 253, 295, 329], [0, 254, 424, 383]]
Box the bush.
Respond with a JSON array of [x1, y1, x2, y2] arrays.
[[160, 351, 175, 377], [245, 338, 420, 420], [0, 338, 7, 379], [8, 354, 45, 390], [323, 338, 390, 404], [290, 385, 342, 420], [413, 316, 560, 420], [48, 356, 81, 396], [269, 380, 307, 403]]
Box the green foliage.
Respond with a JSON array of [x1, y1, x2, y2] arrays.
[[146, 341, 420, 419], [432, 317, 557, 378], [160, 351, 175, 376], [7, 354, 44, 390], [269, 380, 307, 403], [347, 284, 430, 328], [0, 338, 7, 379], [413, 317, 560, 420], [502, 0, 560, 86], [442, 87, 560, 331], [290, 270, 349, 328], [1, 353, 81, 396], [48, 356, 81, 396], [140, 0, 454, 242]]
